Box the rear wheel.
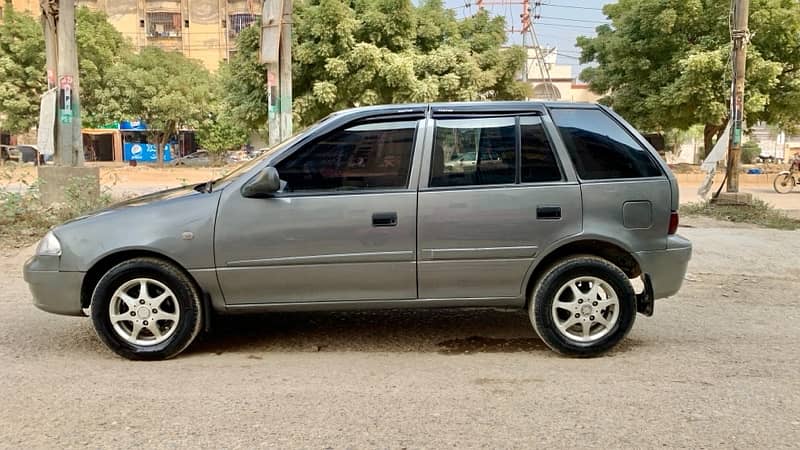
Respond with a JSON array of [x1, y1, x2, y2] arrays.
[[529, 256, 637, 357], [90, 258, 203, 360], [773, 173, 795, 194]]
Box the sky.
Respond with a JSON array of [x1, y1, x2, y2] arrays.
[[443, 0, 612, 79]]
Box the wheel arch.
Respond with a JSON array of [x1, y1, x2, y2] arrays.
[[80, 249, 201, 309], [523, 238, 642, 308]]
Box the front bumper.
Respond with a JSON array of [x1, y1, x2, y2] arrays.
[[23, 256, 85, 316], [635, 235, 692, 300]]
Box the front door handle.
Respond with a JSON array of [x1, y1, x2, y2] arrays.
[[537, 206, 561, 220], [372, 212, 398, 227]]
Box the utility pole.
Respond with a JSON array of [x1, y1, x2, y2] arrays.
[[260, 0, 292, 146], [725, 0, 749, 194], [38, 0, 96, 205], [41, 0, 82, 166], [279, 0, 293, 140]]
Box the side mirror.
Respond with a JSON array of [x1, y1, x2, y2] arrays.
[[242, 167, 281, 198]]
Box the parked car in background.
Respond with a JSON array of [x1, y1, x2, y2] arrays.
[[0, 145, 44, 164], [24, 101, 691, 360], [171, 150, 211, 166]]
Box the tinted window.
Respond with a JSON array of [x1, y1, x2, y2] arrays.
[[275, 121, 416, 192], [431, 118, 516, 187], [550, 109, 662, 180], [520, 116, 562, 183]]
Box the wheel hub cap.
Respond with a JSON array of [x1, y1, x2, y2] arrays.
[[551, 276, 621, 343], [108, 278, 180, 347]]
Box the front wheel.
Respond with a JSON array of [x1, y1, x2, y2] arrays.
[[529, 256, 637, 357], [90, 258, 203, 360], [773, 173, 796, 194]]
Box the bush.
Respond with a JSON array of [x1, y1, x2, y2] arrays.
[[741, 141, 761, 164], [0, 169, 114, 248]]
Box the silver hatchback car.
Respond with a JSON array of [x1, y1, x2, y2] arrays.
[[24, 102, 691, 360]]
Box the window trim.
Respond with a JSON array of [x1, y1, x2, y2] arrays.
[[519, 115, 566, 185], [424, 115, 567, 191], [547, 107, 666, 182], [267, 118, 422, 197]]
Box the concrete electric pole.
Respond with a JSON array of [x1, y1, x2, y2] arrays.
[[38, 0, 97, 205], [40, 0, 83, 167], [260, 0, 293, 146], [725, 0, 749, 195]]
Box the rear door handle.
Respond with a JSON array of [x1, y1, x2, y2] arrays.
[[372, 212, 398, 227], [537, 206, 561, 220]]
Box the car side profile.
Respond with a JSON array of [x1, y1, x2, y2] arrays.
[[24, 102, 691, 360]]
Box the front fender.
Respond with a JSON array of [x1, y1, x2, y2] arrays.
[[777, 171, 791, 176]]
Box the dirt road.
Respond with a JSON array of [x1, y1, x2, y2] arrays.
[[0, 219, 798, 448]]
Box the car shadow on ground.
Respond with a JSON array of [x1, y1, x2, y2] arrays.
[[187, 308, 554, 356]]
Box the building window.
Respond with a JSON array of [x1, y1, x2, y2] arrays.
[[229, 13, 257, 37], [147, 12, 182, 38]]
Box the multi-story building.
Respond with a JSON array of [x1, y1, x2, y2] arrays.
[[10, 0, 263, 71]]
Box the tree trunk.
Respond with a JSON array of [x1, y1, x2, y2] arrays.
[[157, 121, 175, 168]]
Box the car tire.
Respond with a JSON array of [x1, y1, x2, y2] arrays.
[[90, 257, 203, 360], [529, 255, 636, 357]]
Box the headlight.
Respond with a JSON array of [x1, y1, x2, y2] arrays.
[[36, 231, 62, 256]]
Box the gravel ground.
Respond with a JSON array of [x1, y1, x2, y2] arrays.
[[1, 219, 799, 449]]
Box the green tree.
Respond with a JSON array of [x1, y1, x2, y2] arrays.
[[0, 1, 46, 134], [110, 47, 215, 166], [222, 0, 529, 131], [576, 0, 800, 154], [76, 7, 132, 127], [196, 107, 249, 159]]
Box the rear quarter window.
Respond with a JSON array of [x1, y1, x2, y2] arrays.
[[549, 108, 662, 180]]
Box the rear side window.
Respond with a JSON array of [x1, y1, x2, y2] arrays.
[[550, 108, 662, 180]]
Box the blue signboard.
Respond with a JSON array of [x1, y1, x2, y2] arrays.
[[123, 142, 172, 162]]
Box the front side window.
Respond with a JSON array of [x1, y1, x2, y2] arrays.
[[431, 118, 516, 187], [550, 108, 662, 180], [275, 121, 416, 193]]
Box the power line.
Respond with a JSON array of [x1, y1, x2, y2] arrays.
[[533, 22, 599, 30], [535, 1, 603, 11], [535, 16, 610, 24]]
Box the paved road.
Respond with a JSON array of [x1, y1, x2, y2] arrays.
[[1, 220, 799, 448]]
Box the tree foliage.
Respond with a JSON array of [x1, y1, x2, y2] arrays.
[[109, 47, 215, 165], [222, 0, 529, 130], [196, 96, 249, 155], [577, 0, 800, 152], [75, 7, 132, 128], [0, 2, 46, 134]]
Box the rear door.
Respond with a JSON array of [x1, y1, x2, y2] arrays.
[[417, 109, 582, 300]]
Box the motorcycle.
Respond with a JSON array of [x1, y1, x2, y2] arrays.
[[773, 154, 800, 194]]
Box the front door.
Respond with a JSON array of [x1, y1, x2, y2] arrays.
[[417, 115, 582, 300], [215, 120, 421, 305]]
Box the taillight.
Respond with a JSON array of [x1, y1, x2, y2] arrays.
[[668, 211, 679, 235]]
